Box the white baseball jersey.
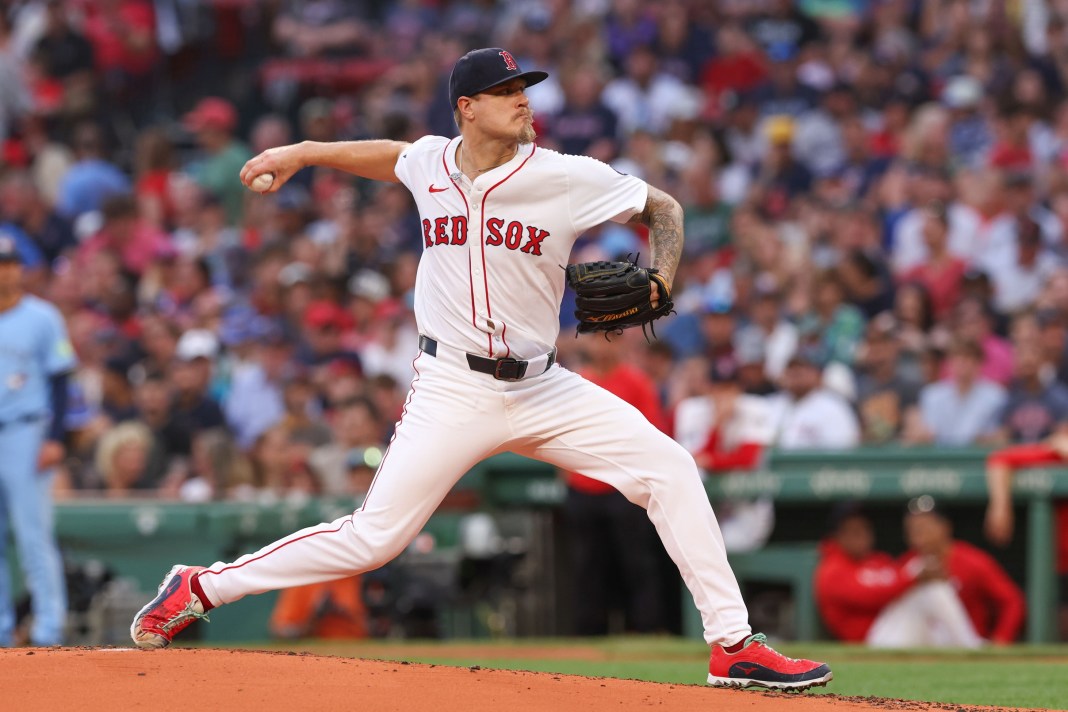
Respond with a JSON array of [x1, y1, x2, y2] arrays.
[[394, 135, 648, 359]]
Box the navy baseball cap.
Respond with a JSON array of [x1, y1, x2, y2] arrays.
[[0, 234, 20, 263], [449, 48, 548, 108]]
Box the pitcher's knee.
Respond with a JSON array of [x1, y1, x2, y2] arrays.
[[617, 444, 703, 504], [344, 521, 413, 570]]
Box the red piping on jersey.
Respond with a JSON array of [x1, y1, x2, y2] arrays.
[[198, 518, 352, 584], [442, 142, 477, 331], [501, 322, 511, 358], [478, 144, 536, 356], [199, 353, 424, 580]]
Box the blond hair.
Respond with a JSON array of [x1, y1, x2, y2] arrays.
[[95, 421, 153, 488]]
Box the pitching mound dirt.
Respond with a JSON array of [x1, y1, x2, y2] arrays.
[[0, 648, 1029, 712]]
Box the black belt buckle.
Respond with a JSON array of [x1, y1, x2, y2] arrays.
[[493, 357, 527, 381]]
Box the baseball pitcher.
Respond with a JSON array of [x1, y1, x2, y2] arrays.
[[131, 48, 831, 690]]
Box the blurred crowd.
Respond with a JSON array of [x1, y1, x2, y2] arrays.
[[4, 0, 1068, 502]]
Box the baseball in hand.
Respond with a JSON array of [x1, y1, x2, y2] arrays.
[[250, 173, 275, 192]]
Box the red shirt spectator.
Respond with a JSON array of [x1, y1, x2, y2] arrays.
[[673, 371, 769, 473], [76, 194, 171, 277], [899, 202, 966, 319], [899, 541, 1024, 643], [815, 540, 912, 642], [567, 360, 666, 495], [814, 506, 914, 642], [900, 260, 966, 320], [81, 0, 159, 78], [699, 24, 766, 114]]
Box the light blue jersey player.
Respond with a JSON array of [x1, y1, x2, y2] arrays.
[[0, 236, 76, 646]]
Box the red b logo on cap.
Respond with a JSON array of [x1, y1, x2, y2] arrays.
[[499, 50, 518, 71]]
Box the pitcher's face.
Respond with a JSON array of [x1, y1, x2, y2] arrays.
[[466, 79, 537, 145]]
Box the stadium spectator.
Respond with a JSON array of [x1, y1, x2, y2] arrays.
[[838, 248, 894, 320], [550, 65, 619, 162], [799, 269, 865, 367], [81, 0, 159, 111], [996, 340, 1068, 444], [753, 115, 812, 219], [76, 193, 169, 278], [272, 0, 369, 60], [132, 127, 177, 230], [182, 97, 251, 226], [99, 356, 137, 425], [602, 43, 694, 138], [898, 201, 968, 320], [279, 370, 332, 449], [906, 338, 1007, 446], [54, 122, 130, 221], [986, 215, 1061, 315], [733, 282, 797, 383], [0, 170, 76, 264], [93, 420, 154, 496], [308, 396, 384, 496], [950, 297, 1015, 386], [854, 313, 923, 444], [768, 349, 860, 450]]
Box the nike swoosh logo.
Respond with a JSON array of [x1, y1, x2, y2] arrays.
[[144, 572, 183, 611], [429, 185, 449, 193]]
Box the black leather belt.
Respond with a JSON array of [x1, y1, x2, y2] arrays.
[[418, 335, 556, 382]]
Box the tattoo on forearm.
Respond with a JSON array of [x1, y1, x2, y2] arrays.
[[630, 187, 683, 287]]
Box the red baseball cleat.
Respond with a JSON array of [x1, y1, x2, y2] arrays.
[[708, 633, 832, 690], [130, 565, 210, 649]]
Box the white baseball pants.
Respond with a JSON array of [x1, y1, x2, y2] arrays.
[[866, 581, 983, 648], [196, 352, 751, 646]]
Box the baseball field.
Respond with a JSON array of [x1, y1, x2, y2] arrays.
[[2, 638, 1065, 711]]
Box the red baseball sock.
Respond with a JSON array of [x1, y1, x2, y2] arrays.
[[721, 637, 748, 653], [190, 573, 216, 611]]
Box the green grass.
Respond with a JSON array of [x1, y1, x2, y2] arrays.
[[223, 637, 1068, 710]]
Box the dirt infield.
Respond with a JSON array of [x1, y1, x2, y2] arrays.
[[0, 648, 1031, 712]]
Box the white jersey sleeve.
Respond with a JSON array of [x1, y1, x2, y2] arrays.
[[562, 154, 649, 235], [393, 135, 450, 192]]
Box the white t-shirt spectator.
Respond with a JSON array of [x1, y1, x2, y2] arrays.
[[985, 246, 1061, 314], [917, 379, 1007, 446], [793, 109, 845, 177], [891, 203, 1021, 278], [735, 321, 799, 381], [359, 323, 418, 387], [675, 394, 777, 454], [953, 208, 1018, 274], [224, 362, 285, 450], [602, 73, 696, 137], [768, 389, 861, 450], [674, 394, 777, 552]]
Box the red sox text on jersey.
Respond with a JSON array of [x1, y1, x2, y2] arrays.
[[421, 216, 549, 255]]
